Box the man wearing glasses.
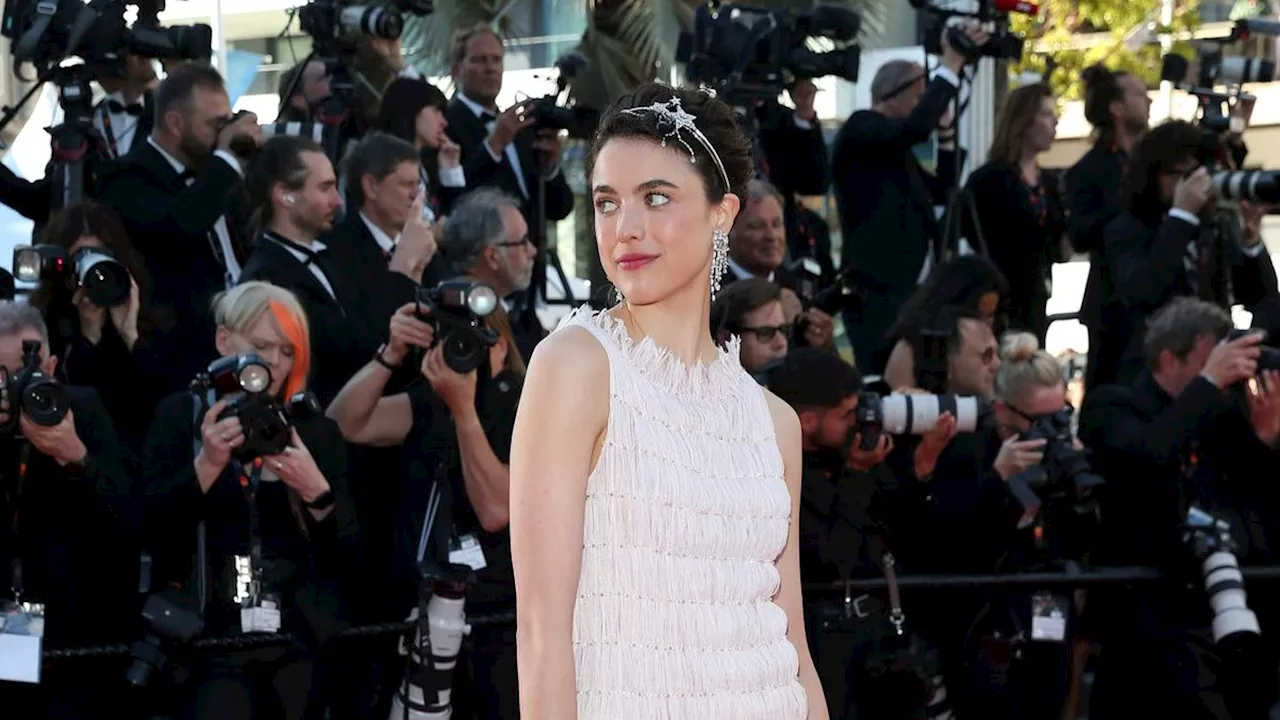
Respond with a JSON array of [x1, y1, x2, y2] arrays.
[[711, 278, 794, 377]]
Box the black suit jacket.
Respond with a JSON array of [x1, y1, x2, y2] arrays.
[[1104, 210, 1278, 384], [0, 386, 140, 648], [142, 391, 361, 643], [238, 235, 378, 406], [831, 76, 963, 371], [444, 98, 574, 226], [97, 143, 252, 387]]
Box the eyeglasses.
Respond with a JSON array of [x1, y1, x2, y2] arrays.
[[495, 238, 532, 250], [738, 324, 792, 343], [977, 346, 997, 364]]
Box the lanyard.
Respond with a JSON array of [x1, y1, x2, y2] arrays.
[[100, 105, 120, 159], [234, 458, 266, 581], [5, 443, 31, 602]]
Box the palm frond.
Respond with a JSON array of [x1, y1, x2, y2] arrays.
[[399, 0, 526, 76]]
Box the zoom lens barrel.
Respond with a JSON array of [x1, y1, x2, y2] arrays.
[[338, 4, 403, 39], [1211, 170, 1280, 205]]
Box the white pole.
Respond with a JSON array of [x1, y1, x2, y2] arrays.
[[1158, 0, 1175, 120], [212, 0, 228, 87]]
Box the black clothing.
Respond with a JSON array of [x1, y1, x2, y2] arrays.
[[1064, 141, 1127, 388], [444, 98, 574, 226], [787, 202, 837, 291], [1103, 210, 1278, 385], [758, 107, 830, 197], [832, 75, 964, 373], [97, 145, 253, 388], [965, 162, 1064, 341]]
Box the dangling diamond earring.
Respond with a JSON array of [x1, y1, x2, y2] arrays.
[[611, 284, 625, 305], [710, 228, 730, 302]]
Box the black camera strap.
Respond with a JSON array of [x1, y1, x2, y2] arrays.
[[5, 442, 31, 602], [232, 458, 267, 586]]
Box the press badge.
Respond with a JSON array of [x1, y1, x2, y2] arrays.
[[1030, 592, 1068, 643], [449, 534, 487, 571], [0, 601, 45, 683], [240, 592, 282, 635]]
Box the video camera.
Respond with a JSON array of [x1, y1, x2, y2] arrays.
[[855, 391, 989, 451], [12, 243, 131, 308], [0, 339, 69, 434], [523, 50, 599, 141], [678, 2, 862, 105], [415, 280, 500, 375], [911, 0, 1033, 62], [190, 353, 322, 461], [297, 0, 432, 50], [1, 0, 211, 73]]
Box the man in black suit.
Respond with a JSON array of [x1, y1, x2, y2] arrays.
[[94, 54, 158, 160], [831, 24, 982, 374], [238, 135, 376, 405], [97, 63, 261, 390], [0, 302, 139, 719]]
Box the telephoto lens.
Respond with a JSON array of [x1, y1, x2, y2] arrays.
[[390, 562, 472, 720], [71, 247, 130, 308], [1210, 169, 1280, 205], [1184, 506, 1261, 647]]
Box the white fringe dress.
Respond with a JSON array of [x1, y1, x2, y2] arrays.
[[557, 307, 808, 719]]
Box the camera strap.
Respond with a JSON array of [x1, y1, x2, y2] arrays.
[[880, 551, 906, 636], [233, 458, 267, 587], [416, 481, 443, 565], [4, 443, 31, 603]]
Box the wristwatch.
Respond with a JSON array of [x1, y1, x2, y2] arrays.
[[303, 490, 336, 511], [374, 343, 401, 370]]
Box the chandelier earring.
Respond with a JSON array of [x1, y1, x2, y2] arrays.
[[710, 228, 730, 302]]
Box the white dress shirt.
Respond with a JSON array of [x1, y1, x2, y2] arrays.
[[95, 92, 145, 158]]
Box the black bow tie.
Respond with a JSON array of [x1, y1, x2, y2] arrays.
[[479, 109, 498, 123], [177, 168, 196, 183], [107, 100, 145, 116]]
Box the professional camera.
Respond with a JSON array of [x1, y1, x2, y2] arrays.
[[125, 588, 204, 688], [12, 243, 131, 308], [1004, 407, 1104, 523], [912, 0, 1033, 62], [679, 2, 862, 104], [855, 391, 988, 451], [0, 339, 70, 435], [1, 0, 212, 73], [525, 50, 600, 141], [189, 354, 322, 461], [415, 280, 500, 375], [1183, 505, 1261, 647], [298, 0, 432, 47], [389, 560, 473, 720]]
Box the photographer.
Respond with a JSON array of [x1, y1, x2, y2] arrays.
[[1064, 64, 1150, 389], [98, 63, 262, 388], [141, 282, 358, 720], [768, 348, 951, 719], [28, 201, 174, 453], [94, 54, 158, 159], [1102, 120, 1278, 385], [276, 60, 331, 124], [0, 302, 138, 719], [832, 21, 985, 373], [1079, 297, 1280, 719]]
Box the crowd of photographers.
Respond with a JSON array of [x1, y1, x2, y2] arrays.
[[3, 13, 1280, 720]]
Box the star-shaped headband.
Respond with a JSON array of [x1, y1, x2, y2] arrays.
[[621, 96, 732, 194]]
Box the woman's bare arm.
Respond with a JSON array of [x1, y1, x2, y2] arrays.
[[510, 327, 610, 719], [766, 389, 830, 719], [884, 339, 917, 391]]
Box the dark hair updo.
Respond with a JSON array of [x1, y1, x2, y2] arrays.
[[587, 82, 755, 203], [1081, 63, 1127, 134]]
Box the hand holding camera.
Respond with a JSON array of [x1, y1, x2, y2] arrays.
[[940, 20, 989, 72], [994, 435, 1047, 482], [486, 99, 537, 157], [913, 411, 959, 479], [1200, 331, 1263, 388], [75, 276, 141, 348], [16, 406, 84, 468], [847, 433, 893, 473], [216, 111, 262, 155], [263, 428, 329, 504], [800, 307, 835, 349], [1247, 369, 1280, 445], [1174, 166, 1213, 215], [385, 302, 436, 367], [196, 397, 244, 488], [422, 344, 478, 415]]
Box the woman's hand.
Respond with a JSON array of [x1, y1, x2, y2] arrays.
[[73, 288, 106, 346], [264, 428, 330, 504], [108, 277, 141, 350], [439, 137, 461, 169], [422, 344, 477, 415], [194, 398, 243, 491], [385, 303, 435, 366]]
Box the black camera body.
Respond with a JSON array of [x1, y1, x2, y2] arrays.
[[190, 353, 321, 461], [416, 280, 501, 375], [913, 0, 1028, 62], [297, 0, 432, 50], [12, 243, 131, 308], [526, 51, 600, 141], [126, 588, 204, 688], [679, 3, 862, 105], [1006, 408, 1103, 524], [1, 339, 70, 434]]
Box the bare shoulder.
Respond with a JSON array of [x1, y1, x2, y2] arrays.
[[761, 387, 802, 475], [525, 325, 610, 391]]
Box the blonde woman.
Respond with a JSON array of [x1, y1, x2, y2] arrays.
[[142, 281, 358, 720]]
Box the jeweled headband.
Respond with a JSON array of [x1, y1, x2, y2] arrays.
[[620, 96, 732, 194]]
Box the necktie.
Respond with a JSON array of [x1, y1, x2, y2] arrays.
[[479, 110, 498, 123], [108, 100, 145, 116]]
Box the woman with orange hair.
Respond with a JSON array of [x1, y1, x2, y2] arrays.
[[140, 281, 359, 720]]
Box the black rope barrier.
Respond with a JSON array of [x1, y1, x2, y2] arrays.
[[40, 564, 1280, 661]]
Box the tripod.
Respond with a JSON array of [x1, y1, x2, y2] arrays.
[[47, 64, 106, 212], [516, 151, 577, 332]]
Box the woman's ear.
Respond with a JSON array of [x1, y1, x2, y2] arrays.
[[719, 192, 742, 231], [214, 326, 231, 357]]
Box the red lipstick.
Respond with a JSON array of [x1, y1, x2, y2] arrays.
[[616, 253, 657, 271]]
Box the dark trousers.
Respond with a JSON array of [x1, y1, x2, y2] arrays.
[[183, 647, 315, 720], [0, 655, 137, 720], [452, 620, 520, 720]]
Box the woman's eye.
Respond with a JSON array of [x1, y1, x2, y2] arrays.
[[647, 193, 670, 207], [595, 198, 617, 213]]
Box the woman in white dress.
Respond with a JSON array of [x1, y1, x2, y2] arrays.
[[509, 82, 827, 718]]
